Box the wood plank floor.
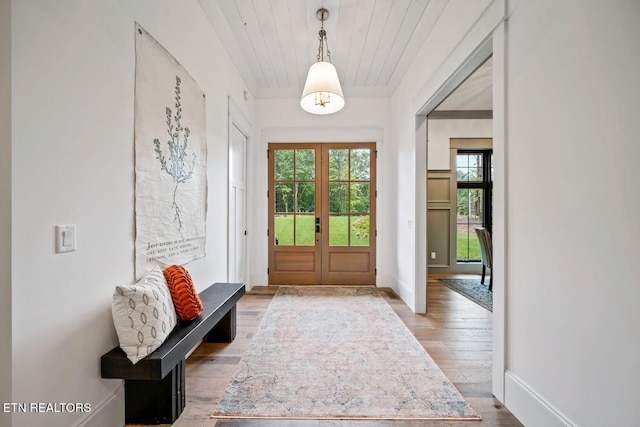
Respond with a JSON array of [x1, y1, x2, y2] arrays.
[[160, 275, 523, 427]]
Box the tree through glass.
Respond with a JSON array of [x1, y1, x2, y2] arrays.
[[273, 147, 372, 248], [328, 148, 371, 246], [274, 149, 316, 246]]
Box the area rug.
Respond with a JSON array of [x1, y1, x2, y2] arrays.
[[212, 286, 480, 420], [438, 279, 493, 312]]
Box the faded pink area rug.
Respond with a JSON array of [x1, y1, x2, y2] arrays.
[[212, 286, 480, 420]]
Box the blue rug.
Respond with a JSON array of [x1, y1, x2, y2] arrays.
[[438, 279, 493, 312]]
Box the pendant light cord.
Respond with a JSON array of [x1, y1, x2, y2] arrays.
[[316, 12, 332, 63]]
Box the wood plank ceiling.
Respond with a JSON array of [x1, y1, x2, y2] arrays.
[[200, 0, 493, 108]]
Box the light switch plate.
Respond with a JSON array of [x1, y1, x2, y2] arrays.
[[55, 225, 76, 253]]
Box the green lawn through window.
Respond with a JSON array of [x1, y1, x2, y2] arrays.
[[457, 231, 481, 260], [274, 215, 370, 246]]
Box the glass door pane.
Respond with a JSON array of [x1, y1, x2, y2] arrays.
[[328, 148, 371, 247], [456, 188, 483, 260], [273, 149, 316, 246]]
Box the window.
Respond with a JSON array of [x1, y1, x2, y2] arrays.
[[328, 148, 371, 247], [456, 150, 492, 262], [274, 149, 316, 246]]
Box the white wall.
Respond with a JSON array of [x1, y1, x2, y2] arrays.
[[389, 0, 498, 311], [502, 1, 640, 426], [10, 1, 252, 426], [251, 97, 393, 288], [427, 119, 493, 170], [1, 0, 12, 426]]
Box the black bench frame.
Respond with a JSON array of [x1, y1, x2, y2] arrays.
[[101, 282, 245, 425]]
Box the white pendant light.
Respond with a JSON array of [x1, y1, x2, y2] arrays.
[[300, 9, 344, 115]]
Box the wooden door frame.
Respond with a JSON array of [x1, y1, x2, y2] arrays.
[[320, 143, 377, 285], [267, 143, 323, 284], [267, 142, 376, 285]]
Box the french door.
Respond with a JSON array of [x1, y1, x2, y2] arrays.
[[268, 143, 376, 285]]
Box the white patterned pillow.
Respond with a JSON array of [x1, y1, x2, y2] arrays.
[[111, 267, 178, 364]]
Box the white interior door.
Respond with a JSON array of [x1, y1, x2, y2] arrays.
[[229, 123, 247, 283]]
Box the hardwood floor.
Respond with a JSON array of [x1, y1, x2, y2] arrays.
[[162, 276, 523, 427]]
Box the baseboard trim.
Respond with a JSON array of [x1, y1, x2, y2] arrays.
[[504, 371, 575, 427], [75, 386, 124, 427]]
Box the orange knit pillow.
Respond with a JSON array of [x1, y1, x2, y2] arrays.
[[162, 265, 204, 321]]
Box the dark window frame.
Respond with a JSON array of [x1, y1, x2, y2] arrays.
[[456, 149, 493, 262]]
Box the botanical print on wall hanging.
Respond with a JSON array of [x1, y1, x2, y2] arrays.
[[134, 23, 206, 278]]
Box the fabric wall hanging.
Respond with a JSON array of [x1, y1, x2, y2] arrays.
[[134, 23, 207, 278]]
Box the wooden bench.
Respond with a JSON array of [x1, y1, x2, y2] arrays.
[[101, 282, 245, 425]]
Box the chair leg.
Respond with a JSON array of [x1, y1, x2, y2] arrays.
[[489, 271, 493, 291], [480, 265, 486, 284]]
